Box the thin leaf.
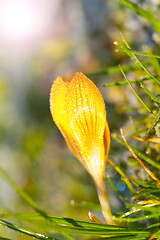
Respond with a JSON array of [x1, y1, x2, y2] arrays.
[[120, 128, 160, 182], [107, 177, 127, 203], [0, 167, 76, 240], [108, 159, 136, 194], [119, 65, 152, 113], [133, 136, 160, 144], [1, 213, 151, 236], [95, 235, 148, 240], [0, 237, 12, 240], [130, 177, 156, 189], [120, 33, 160, 85], [87, 62, 151, 78], [104, 76, 155, 87], [0, 219, 52, 240], [142, 109, 160, 139], [134, 188, 160, 198], [111, 134, 160, 170], [120, 47, 160, 60], [1, 213, 129, 230], [147, 223, 160, 229], [119, 0, 160, 31], [115, 213, 160, 223], [140, 82, 160, 105], [0, 167, 45, 215], [144, 46, 160, 75]]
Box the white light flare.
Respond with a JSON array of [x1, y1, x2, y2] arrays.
[[0, 0, 51, 46], [1, 2, 34, 38]]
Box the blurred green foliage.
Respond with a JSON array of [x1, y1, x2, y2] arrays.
[[0, 0, 160, 239]]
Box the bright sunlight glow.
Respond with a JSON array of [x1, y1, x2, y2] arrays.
[[0, 1, 35, 41], [2, 3, 33, 37], [0, 0, 48, 43]]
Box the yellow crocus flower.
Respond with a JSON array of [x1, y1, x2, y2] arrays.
[[50, 72, 113, 224]]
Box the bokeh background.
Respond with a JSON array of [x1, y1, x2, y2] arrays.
[[0, 0, 159, 238]]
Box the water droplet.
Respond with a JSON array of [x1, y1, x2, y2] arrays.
[[114, 41, 118, 45]]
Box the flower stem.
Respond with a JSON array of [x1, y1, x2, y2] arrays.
[[96, 178, 114, 225]]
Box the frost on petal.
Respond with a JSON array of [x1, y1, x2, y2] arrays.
[[50, 76, 82, 159], [50, 76, 67, 127], [65, 72, 108, 180], [50, 72, 112, 224], [50, 72, 111, 181], [104, 121, 111, 162]]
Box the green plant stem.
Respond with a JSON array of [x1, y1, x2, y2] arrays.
[[95, 178, 114, 225]]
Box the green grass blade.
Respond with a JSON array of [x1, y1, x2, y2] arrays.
[[119, 65, 152, 113], [1, 213, 151, 236], [108, 159, 135, 194], [120, 33, 160, 85], [0, 237, 12, 240], [155, 230, 160, 238], [0, 219, 52, 240], [140, 82, 160, 105], [119, 0, 160, 31], [142, 109, 160, 139], [41, 228, 149, 237], [116, 204, 160, 220], [95, 236, 148, 240], [0, 167, 45, 215], [87, 62, 151, 78], [130, 176, 156, 189], [111, 133, 160, 170], [0, 167, 76, 240], [144, 46, 160, 75], [114, 205, 160, 222], [1, 213, 126, 230], [147, 223, 160, 229], [134, 187, 160, 196], [120, 47, 160, 60], [133, 129, 147, 137], [115, 213, 160, 223], [104, 76, 156, 87], [107, 177, 127, 203]]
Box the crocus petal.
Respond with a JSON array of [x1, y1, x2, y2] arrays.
[[50, 72, 110, 182], [104, 121, 111, 161], [50, 76, 79, 159], [50, 72, 113, 224]]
